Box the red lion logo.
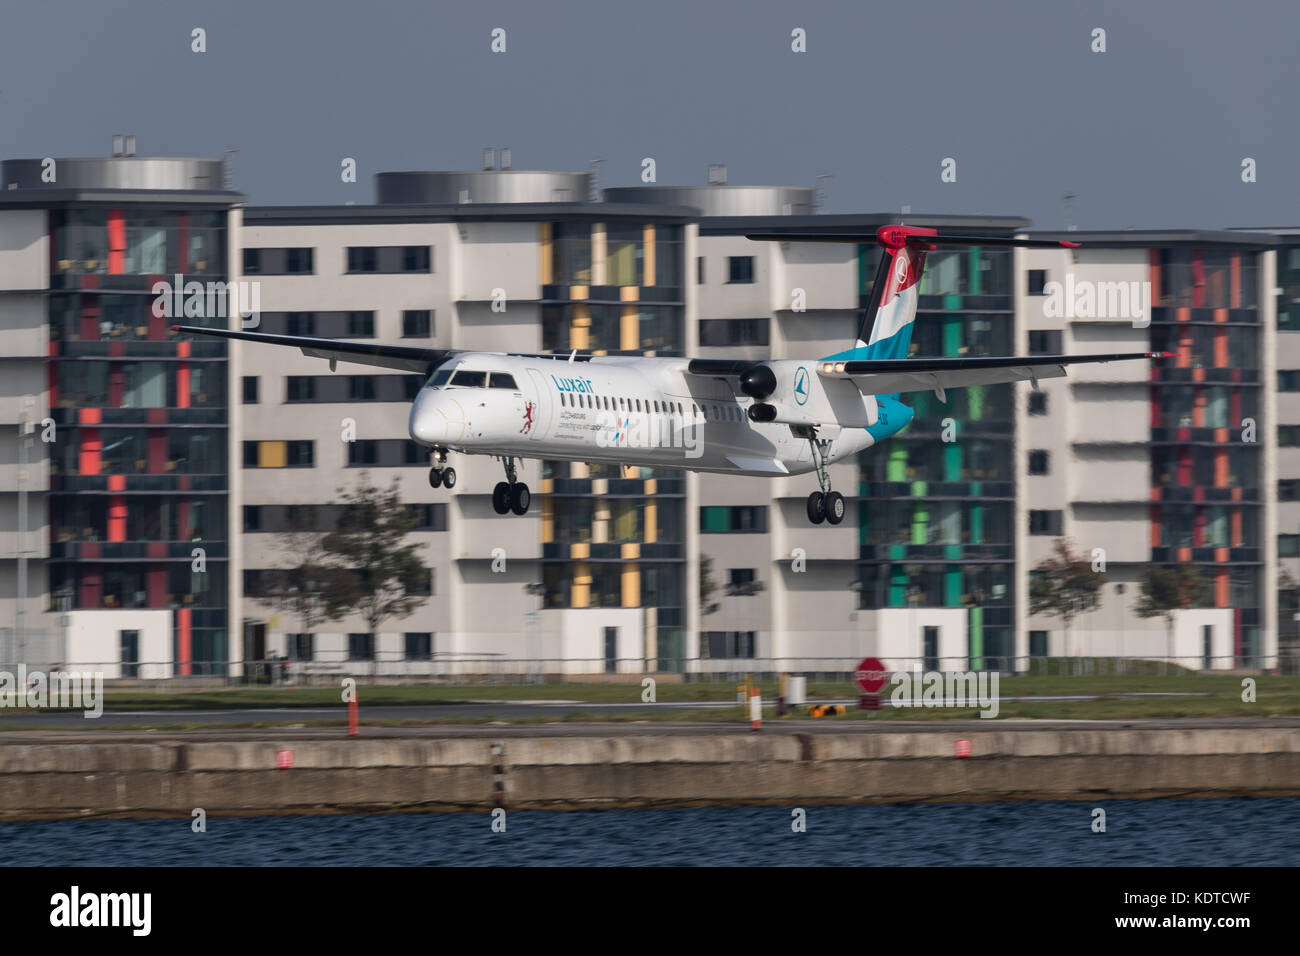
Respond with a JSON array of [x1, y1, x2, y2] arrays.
[[520, 400, 536, 434]]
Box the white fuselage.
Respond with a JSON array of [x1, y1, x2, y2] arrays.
[[408, 353, 877, 477]]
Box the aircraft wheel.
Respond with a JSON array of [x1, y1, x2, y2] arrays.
[[442, 467, 457, 489], [428, 467, 442, 489], [492, 482, 512, 515], [806, 491, 826, 525], [510, 482, 531, 516], [824, 490, 845, 525]]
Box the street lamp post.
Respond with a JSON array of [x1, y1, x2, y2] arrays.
[[523, 582, 545, 680], [1115, 582, 1127, 674]]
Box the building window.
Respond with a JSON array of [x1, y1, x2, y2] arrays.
[[243, 506, 262, 532], [1028, 450, 1049, 475], [1028, 391, 1048, 415], [1281, 426, 1300, 447], [1280, 479, 1299, 501], [1278, 370, 1300, 391], [699, 505, 767, 534], [285, 377, 316, 402], [409, 503, 448, 531], [699, 318, 770, 347], [404, 632, 433, 660], [347, 633, 374, 660], [402, 309, 432, 338], [348, 440, 378, 466], [696, 257, 705, 284], [288, 633, 315, 661], [403, 246, 431, 272], [346, 247, 376, 273], [1029, 510, 1063, 535], [120, 629, 140, 678], [700, 631, 756, 659], [344, 311, 374, 337], [1028, 331, 1062, 355], [1280, 535, 1300, 558], [346, 246, 432, 274], [727, 256, 754, 284], [1029, 630, 1048, 657], [349, 377, 376, 401], [243, 247, 314, 275], [241, 440, 315, 468], [1027, 270, 1047, 295]]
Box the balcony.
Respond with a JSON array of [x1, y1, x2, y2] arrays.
[[857, 543, 1014, 561], [51, 474, 228, 493], [55, 339, 226, 359], [858, 480, 1014, 499], [48, 406, 227, 426], [48, 540, 228, 561]]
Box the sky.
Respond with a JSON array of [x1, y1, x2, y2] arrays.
[[2, 0, 1297, 230]]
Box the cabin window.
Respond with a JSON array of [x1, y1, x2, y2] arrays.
[[489, 373, 518, 390]]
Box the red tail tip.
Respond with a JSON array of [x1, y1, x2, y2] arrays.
[[1150, 351, 1175, 358], [170, 325, 180, 331], [1060, 241, 1082, 248]]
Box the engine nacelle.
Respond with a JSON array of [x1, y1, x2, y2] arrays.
[[739, 364, 777, 400]]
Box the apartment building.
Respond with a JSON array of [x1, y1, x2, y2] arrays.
[[2, 149, 1295, 675]]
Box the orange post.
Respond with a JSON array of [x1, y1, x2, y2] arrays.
[[348, 694, 358, 736]]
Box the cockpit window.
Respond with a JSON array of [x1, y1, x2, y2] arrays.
[[489, 373, 518, 390], [449, 370, 487, 388], [428, 369, 453, 388]]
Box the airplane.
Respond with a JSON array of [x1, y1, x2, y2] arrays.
[[174, 224, 1170, 525]]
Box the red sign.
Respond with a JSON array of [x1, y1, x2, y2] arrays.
[[854, 657, 888, 694], [955, 739, 972, 758], [276, 749, 295, 769]]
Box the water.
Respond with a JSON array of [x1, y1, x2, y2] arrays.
[[3, 797, 1296, 866]]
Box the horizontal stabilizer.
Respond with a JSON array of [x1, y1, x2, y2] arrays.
[[745, 230, 1079, 249]]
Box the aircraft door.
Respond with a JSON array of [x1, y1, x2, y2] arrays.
[[524, 368, 554, 441]]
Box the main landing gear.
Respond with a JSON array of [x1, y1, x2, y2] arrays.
[[491, 457, 531, 516], [428, 448, 457, 489], [804, 432, 845, 526]]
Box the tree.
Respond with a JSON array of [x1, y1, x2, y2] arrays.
[[1134, 564, 1211, 664], [321, 474, 432, 648], [699, 555, 720, 616], [1028, 538, 1106, 657], [251, 507, 359, 641]]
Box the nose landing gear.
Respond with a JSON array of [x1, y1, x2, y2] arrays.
[[427, 448, 456, 489], [491, 457, 531, 516]]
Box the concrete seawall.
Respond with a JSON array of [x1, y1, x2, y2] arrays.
[[3, 727, 1299, 819]]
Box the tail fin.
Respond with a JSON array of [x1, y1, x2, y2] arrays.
[[744, 225, 1080, 364], [854, 231, 929, 361]]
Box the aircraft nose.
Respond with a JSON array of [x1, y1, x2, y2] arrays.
[[409, 393, 467, 444]]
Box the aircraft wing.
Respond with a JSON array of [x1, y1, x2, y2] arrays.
[[171, 325, 458, 374], [820, 352, 1169, 399]]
